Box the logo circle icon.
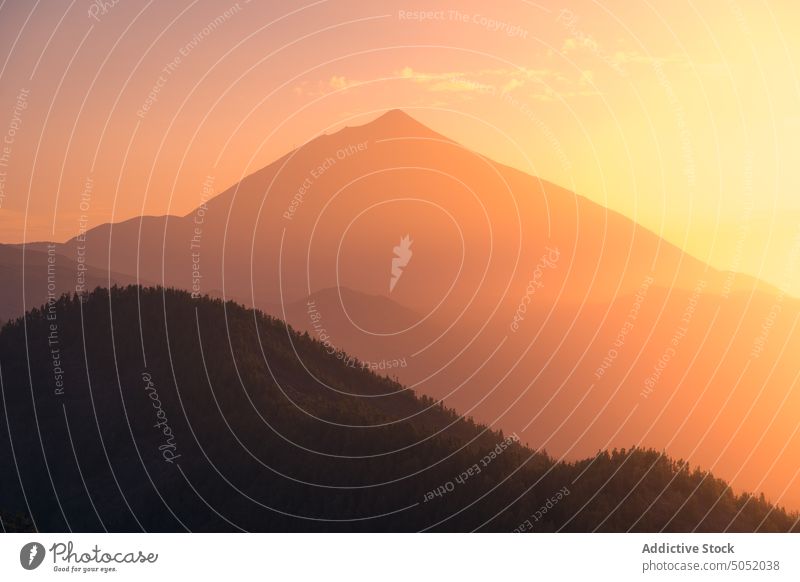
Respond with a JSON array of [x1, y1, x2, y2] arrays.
[[19, 542, 45, 570]]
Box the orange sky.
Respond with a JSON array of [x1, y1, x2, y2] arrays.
[[0, 0, 798, 295]]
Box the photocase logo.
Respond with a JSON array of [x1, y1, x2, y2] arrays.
[[19, 542, 45, 570], [389, 235, 413, 293]]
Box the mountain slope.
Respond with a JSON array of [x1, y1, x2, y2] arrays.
[[0, 243, 141, 324], [0, 286, 797, 532], [28, 110, 734, 304], [15, 110, 800, 509]]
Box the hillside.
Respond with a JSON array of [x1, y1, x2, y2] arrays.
[[0, 286, 796, 532], [9, 110, 800, 509], [0, 243, 141, 324], [16, 110, 800, 509]]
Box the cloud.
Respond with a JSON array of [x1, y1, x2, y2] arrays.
[[501, 78, 525, 93], [293, 65, 601, 104], [291, 75, 360, 97], [328, 75, 357, 90], [397, 66, 599, 101], [399, 67, 496, 94]]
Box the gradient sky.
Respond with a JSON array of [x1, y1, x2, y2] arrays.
[[0, 0, 798, 295]]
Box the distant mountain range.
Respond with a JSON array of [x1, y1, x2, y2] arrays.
[[0, 286, 796, 532], [4, 110, 800, 510], [0, 243, 140, 324]]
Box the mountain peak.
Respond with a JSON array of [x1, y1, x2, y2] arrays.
[[376, 108, 417, 123], [349, 109, 445, 141]]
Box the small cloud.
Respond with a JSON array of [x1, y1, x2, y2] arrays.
[[397, 65, 600, 102], [400, 66, 415, 79], [611, 50, 684, 67], [291, 75, 359, 98], [395, 68, 494, 94], [501, 78, 524, 94], [329, 75, 356, 90]]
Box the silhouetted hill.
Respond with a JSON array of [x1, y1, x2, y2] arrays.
[[20, 110, 800, 509], [0, 243, 141, 324], [0, 286, 796, 532]]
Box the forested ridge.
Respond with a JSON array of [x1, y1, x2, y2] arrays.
[[0, 286, 796, 532]]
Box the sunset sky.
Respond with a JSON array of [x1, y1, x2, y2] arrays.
[[0, 0, 798, 295]]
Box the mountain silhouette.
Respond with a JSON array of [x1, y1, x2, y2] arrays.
[[13, 109, 800, 509], [0, 243, 141, 324], [0, 286, 796, 532]]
